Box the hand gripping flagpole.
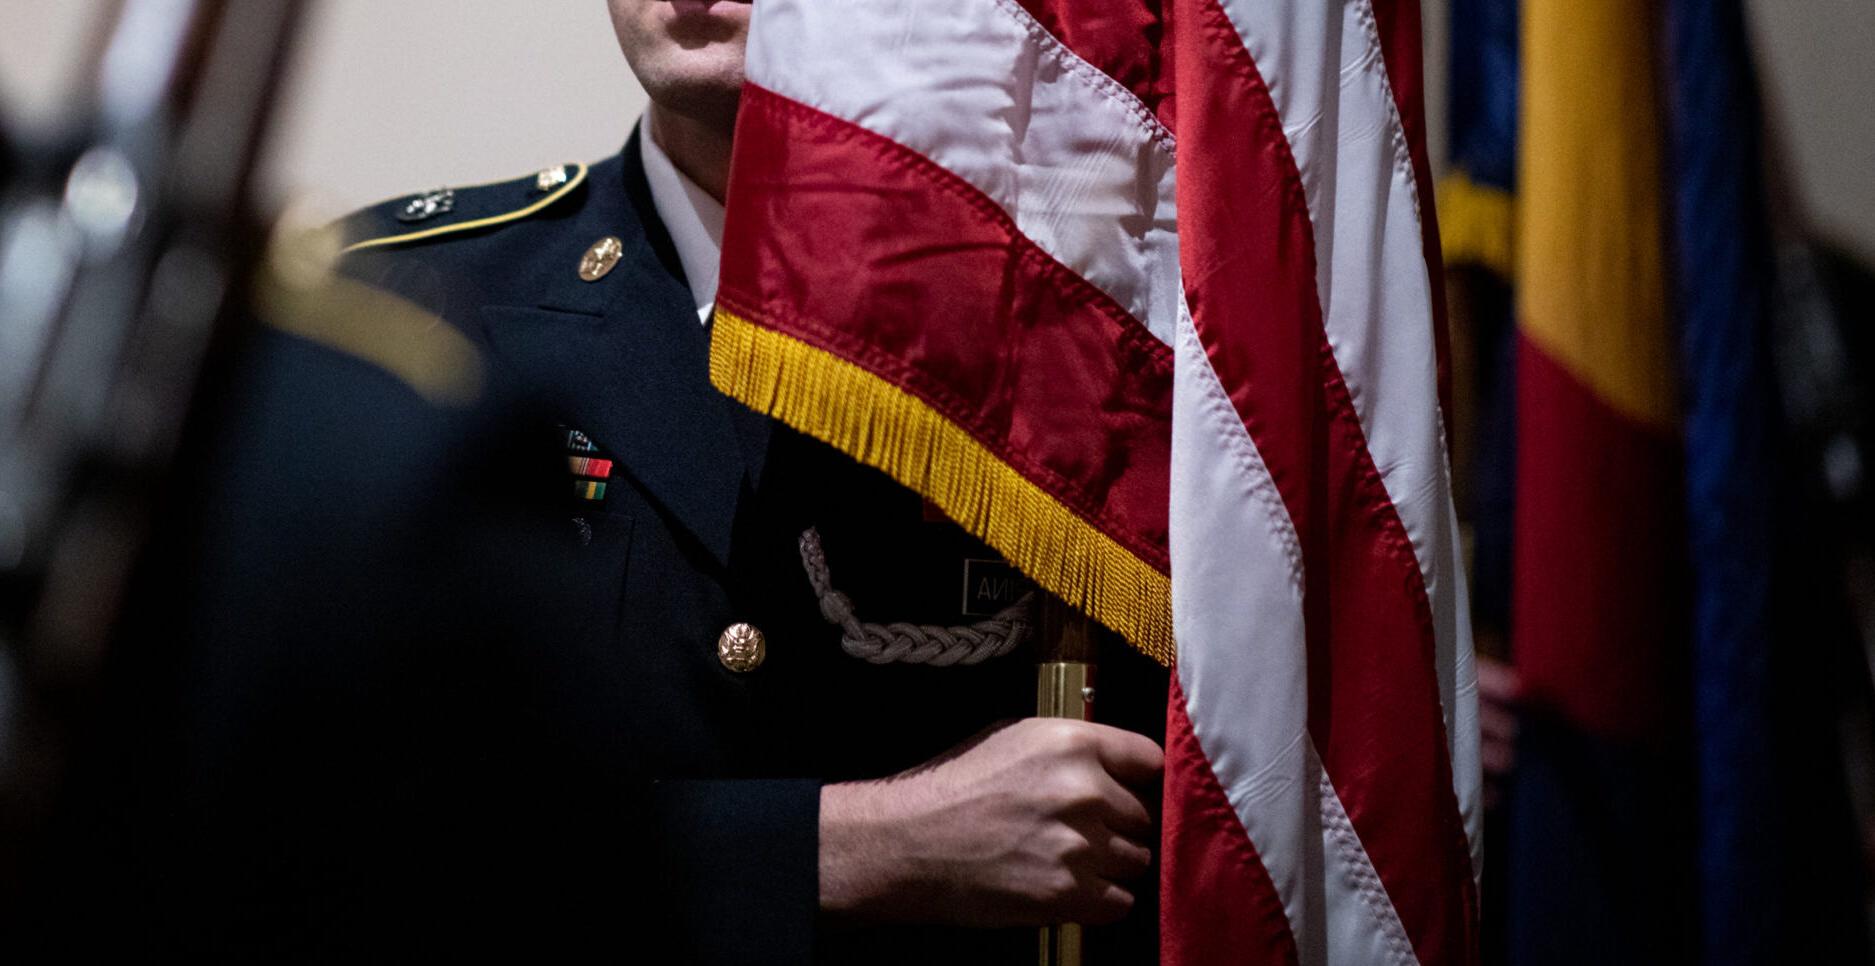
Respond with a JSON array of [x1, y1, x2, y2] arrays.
[[1036, 596, 1099, 966]]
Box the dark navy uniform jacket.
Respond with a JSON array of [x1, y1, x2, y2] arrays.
[[52, 129, 1166, 964]]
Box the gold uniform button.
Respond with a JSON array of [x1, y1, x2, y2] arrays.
[[716, 622, 766, 673], [579, 236, 624, 282]]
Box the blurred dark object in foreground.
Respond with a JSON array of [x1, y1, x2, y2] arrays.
[[0, 0, 308, 941], [16, 306, 656, 958], [0, 3, 664, 957]]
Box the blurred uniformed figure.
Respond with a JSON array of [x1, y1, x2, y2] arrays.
[[34, 2, 1172, 963]]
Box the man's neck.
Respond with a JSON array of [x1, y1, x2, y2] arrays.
[[647, 104, 734, 205]]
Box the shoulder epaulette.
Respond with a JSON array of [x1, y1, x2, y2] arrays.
[[341, 162, 589, 254]]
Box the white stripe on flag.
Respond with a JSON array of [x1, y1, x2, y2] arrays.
[[744, 0, 1180, 345]]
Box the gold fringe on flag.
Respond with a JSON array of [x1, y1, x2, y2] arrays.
[[1437, 169, 1517, 279], [711, 308, 1174, 667]]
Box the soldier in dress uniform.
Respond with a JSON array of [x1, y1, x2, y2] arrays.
[[39, 2, 1172, 963]]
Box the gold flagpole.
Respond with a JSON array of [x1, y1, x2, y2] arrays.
[[1037, 597, 1098, 966]]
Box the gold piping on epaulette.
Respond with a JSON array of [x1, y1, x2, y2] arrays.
[[341, 162, 590, 254]]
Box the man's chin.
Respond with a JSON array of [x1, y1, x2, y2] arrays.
[[641, 45, 745, 92], [638, 58, 745, 129]]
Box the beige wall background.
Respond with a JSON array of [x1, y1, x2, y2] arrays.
[[0, 0, 649, 216], [0, 0, 1868, 257]]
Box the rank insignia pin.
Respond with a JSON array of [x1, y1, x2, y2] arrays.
[[396, 187, 455, 223], [535, 165, 570, 193]]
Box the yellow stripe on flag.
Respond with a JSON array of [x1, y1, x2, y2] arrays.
[[710, 307, 1174, 666], [1438, 170, 1517, 279], [1519, 0, 1677, 431]]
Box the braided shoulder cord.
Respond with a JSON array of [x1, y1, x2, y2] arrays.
[[797, 527, 1033, 666]]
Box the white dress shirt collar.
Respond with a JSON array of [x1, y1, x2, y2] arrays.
[[639, 116, 726, 326]]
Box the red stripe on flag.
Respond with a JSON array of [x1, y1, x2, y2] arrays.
[[1010, 0, 1176, 131], [1513, 336, 1685, 740], [1366, 0, 1454, 433], [719, 84, 1175, 571], [1162, 678, 1302, 966], [1172, 0, 1478, 960]]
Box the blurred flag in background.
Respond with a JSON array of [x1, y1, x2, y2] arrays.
[[1664, 0, 1779, 961], [1509, 1, 1695, 960], [1439, 0, 1519, 659], [1444, 0, 1870, 962]]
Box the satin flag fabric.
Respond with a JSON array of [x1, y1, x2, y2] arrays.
[[709, 1, 1479, 960]]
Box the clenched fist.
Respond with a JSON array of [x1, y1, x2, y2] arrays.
[[819, 718, 1164, 928]]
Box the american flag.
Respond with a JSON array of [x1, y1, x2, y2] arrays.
[[711, 0, 1480, 960]]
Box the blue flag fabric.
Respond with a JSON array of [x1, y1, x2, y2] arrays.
[[1447, 0, 1519, 192], [1662, 1, 1780, 962]]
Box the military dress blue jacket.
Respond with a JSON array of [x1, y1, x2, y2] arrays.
[[84, 128, 1166, 964]]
